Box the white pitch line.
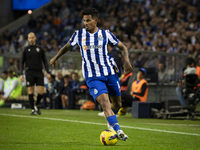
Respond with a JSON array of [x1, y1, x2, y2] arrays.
[[143, 123, 200, 127], [0, 113, 200, 137]]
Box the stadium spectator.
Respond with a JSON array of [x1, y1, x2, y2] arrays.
[[68, 72, 81, 109], [0, 70, 22, 106], [0, 0, 199, 56], [27, 15, 37, 29], [118, 68, 148, 115], [54, 71, 65, 109], [157, 61, 170, 83], [43, 74, 57, 109], [129, 52, 140, 68], [20, 32, 51, 115], [0, 71, 7, 99], [50, 7, 132, 141], [61, 75, 72, 109]]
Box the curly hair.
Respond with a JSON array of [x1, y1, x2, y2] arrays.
[[82, 7, 98, 18]]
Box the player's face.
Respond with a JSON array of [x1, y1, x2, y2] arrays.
[[83, 15, 97, 33], [28, 32, 37, 45]]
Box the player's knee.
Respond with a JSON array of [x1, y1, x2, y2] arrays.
[[28, 88, 34, 94], [38, 91, 44, 95]]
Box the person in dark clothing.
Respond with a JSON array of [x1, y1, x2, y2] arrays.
[[54, 75, 65, 109], [20, 32, 51, 115], [43, 74, 57, 109], [61, 75, 72, 109], [68, 72, 81, 109], [118, 68, 148, 115]]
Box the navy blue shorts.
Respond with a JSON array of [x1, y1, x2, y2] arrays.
[[85, 74, 121, 101]]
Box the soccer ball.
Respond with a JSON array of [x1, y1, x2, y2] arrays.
[[100, 129, 118, 146]]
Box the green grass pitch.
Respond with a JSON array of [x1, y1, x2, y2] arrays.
[[0, 108, 200, 150]]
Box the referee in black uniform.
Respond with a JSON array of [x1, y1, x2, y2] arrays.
[[20, 32, 51, 115]]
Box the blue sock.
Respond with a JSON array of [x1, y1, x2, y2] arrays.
[[107, 115, 121, 132], [112, 109, 119, 115]]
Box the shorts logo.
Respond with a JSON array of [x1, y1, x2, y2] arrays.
[[94, 89, 98, 95], [36, 48, 40, 52], [26, 81, 30, 86], [98, 35, 103, 41], [28, 49, 30, 52]]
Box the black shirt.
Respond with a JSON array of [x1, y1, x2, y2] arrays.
[[21, 45, 50, 74]]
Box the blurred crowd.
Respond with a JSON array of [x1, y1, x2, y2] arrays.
[[42, 71, 93, 109], [0, 0, 200, 82]]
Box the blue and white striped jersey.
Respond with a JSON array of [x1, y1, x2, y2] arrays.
[[69, 28, 119, 78]]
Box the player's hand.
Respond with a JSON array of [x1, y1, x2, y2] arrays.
[[20, 75, 24, 82], [123, 60, 132, 73], [50, 57, 57, 68]]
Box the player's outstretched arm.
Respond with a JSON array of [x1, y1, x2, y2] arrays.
[[50, 41, 72, 68], [116, 41, 132, 73]]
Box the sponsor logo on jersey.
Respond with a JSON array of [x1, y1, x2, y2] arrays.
[[83, 45, 102, 50]]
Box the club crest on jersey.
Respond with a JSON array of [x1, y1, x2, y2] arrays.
[[98, 35, 103, 41], [36, 47, 40, 52], [94, 89, 98, 95]]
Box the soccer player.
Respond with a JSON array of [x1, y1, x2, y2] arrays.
[[50, 7, 132, 141], [20, 32, 51, 115]]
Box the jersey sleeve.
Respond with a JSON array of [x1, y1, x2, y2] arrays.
[[106, 30, 119, 46], [69, 31, 78, 46]]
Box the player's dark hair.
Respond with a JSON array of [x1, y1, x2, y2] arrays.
[[82, 7, 98, 18]]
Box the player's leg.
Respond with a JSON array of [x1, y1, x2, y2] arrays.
[[35, 71, 45, 114], [107, 74, 128, 141], [96, 93, 115, 118], [96, 94, 128, 141], [110, 95, 127, 115], [86, 76, 128, 141], [28, 86, 36, 115], [26, 70, 36, 115], [35, 86, 44, 115], [109, 95, 121, 114]]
